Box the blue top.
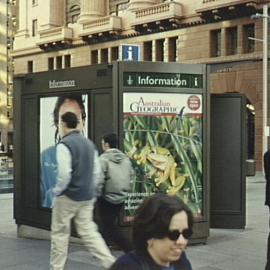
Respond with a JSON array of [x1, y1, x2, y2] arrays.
[[162, 266, 175, 270], [40, 145, 57, 208], [110, 250, 192, 270]]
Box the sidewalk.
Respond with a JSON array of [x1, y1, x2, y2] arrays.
[[0, 173, 268, 269]]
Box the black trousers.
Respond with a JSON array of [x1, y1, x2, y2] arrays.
[[95, 197, 133, 253], [266, 223, 270, 270]]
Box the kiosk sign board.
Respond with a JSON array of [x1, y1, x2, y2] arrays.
[[123, 92, 203, 222], [14, 62, 209, 243], [116, 62, 209, 243], [123, 72, 203, 88]]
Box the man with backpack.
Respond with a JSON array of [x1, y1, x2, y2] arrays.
[[96, 133, 134, 253]]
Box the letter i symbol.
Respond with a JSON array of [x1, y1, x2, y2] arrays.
[[127, 46, 133, 61], [194, 77, 198, 87]]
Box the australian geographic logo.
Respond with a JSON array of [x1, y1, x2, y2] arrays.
[[130, 97, 177, 114], [49, 80, 76, 89]]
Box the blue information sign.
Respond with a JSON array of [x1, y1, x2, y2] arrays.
[[122, 45, 140, 61]]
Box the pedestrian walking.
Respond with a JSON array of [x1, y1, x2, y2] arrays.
[[264, 149, 270, 270], [50, 111, 115, 270], [95, 133, 134, 252]]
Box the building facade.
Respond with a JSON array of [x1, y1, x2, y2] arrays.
[[12, 0, 268, 170], [0, 0, 16, 154]]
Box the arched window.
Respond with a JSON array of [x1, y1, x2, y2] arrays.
[[66, 0, 80, 24]]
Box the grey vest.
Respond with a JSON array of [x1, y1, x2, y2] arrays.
[[60, 130, 96, 201]]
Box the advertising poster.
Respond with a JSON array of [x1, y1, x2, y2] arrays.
[[39, 94, 88, 208], [123, 92, 203, 222]]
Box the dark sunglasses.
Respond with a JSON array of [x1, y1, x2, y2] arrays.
[[167, 229, 192, 241]]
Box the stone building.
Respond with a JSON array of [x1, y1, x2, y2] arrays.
[[12, 0, 268, 170], [0, 0, 16, 154]]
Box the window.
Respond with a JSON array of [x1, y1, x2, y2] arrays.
[[71, 14, 79, 23], [210, 29, 221, 57], [11, 16, 17, 27], [32, 19, 37, 36], [7, 83, 13, 107], [226, 27, 238, 55], [101, 49, 108, 64], [243, 24, 255, 53], [91, 50, 98, 64], [56, 56, 62, 69], [168, 37, 177, 62], [112, 2, 129, 16], [156, 39, 164, 61], [143, 41, 152, 61], [48, 57, 54, 70], [64, 55, 71, 68], [7, 132, 13, 147], [111, 47, 119, 61], [27, 61, 33, 73], [7, 108, 12, 119], [7, 37, 13, 49], [66, 4, 80, 24]]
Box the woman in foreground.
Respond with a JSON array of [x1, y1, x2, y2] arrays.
[[109, 193, 193, 270]]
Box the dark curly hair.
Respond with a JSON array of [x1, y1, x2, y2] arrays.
[[132, 194, 193, 251], [102, 133, 119, 148], [61, 112, 79, 129], [52, 94, 86, 143]]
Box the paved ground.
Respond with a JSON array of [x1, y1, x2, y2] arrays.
[[0, 173, 268, 269]]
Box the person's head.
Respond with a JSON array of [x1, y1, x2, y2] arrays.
[[53, 94, 86, 142], [133, 194, 193, 267], [101, 133, 119, 151], [59, 112, 78, 138]]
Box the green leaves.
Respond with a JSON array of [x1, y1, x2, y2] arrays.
[[123, 114, 203, 216]]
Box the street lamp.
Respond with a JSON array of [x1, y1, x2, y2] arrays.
[[251, 4, 269, 157]]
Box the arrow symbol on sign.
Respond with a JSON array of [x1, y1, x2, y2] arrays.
[[127, 76, 133, 85]]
